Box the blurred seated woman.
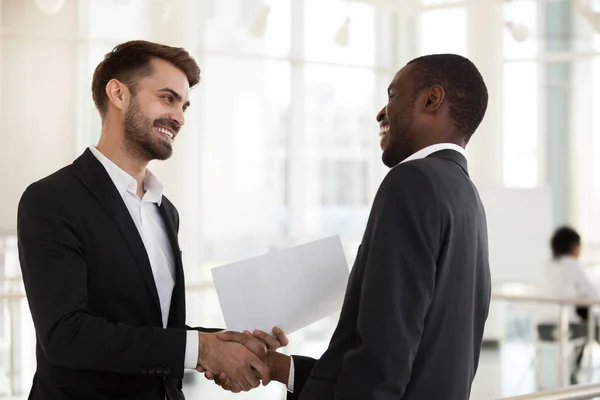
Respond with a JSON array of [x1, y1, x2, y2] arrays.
[[542, 226, 598, 382]]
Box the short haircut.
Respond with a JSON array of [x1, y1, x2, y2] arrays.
[[91, 40, 201, 118], [550, 226, 581, 258], [408, 54, 488, 142]]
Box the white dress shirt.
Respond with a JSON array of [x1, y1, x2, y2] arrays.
[[89, 147, 198, 371], [286, 142, 465, 393], [541, 255, 599, 322]]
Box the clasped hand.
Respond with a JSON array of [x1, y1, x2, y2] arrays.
[[196, 327, 288, 393]]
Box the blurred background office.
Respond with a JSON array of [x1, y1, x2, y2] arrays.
[[1, 0, 600, 398]]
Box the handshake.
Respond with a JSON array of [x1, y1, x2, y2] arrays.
[[196, 327, 290, 393]]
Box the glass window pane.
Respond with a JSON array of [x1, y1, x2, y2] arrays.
[[590, 57, 600, 244], [503, 0, 538, 59], [304, 65, 375, 239], [84, 0, 148, 40], [199, 57, 291, 267], [503, 62, 539, 188], [574, 57, 600, 247], [420, 0, 465, 5], [199, 0, 291, 57], [418, 8, 467, 56], [304, 0, 376, 66]]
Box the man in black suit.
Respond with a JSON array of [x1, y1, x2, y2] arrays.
[[213, 54, 492, 399], [17, 40, 285, 400]]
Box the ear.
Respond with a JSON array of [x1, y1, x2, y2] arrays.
[[424, 85, 445, 113], [105, 79, 130, 113]]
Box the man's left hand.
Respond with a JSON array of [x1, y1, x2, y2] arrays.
[[203, 327, 289, 389]]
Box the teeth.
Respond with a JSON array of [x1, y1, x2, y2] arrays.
[[379, 126, 389, 136], [156, 127, 174, 139]]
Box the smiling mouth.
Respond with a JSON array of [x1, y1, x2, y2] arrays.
[[155, 125, 175, 141], [378, 125, 390, 150], [379, 125, 389, 138]]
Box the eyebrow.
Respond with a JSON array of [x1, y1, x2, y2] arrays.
[[159, 88, 190, 108]]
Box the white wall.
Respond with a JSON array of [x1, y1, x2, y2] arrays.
[[0, 0, 79, 235]]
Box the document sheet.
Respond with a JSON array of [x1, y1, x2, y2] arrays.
[[211, 236, 350, 335]]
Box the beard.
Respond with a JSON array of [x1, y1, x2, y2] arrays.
[[123, 97, 173, 162]]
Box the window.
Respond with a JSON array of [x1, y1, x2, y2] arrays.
[[570, 57, 600, 252], [83, 0, 148, 40], [303, 65, 375, 239], [503, 61, 539, 188], [198, 57, 291, 267], [304, 0, 376, 66], [503, 0, 538, 60], [417, 7, 467, 56], [199, 0, 291, 57]]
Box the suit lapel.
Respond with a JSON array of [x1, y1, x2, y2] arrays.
[[158, 201, 186, 327], [73, 149, 162, 314]]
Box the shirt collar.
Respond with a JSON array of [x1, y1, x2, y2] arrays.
[[400, 143, 466, 164], [88, 146, 163, 205]]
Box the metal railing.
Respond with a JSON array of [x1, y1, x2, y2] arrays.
[[0, 280, 216, 397], [492, 292, 600, 388], [498, 383, 600, 400], [4, 285, 600, 398]]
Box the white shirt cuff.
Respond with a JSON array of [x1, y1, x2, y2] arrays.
[[184, 330, 199, 369], [287, 356, 295, 393]]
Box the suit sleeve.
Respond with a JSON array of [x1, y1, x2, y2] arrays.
[[17, 182, 187, 378], [287, 355, 318, 400], [186, 326, 223, 333], [334, 165, 441, 400]]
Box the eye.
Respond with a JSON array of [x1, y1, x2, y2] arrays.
[[161, 95, 173, 103], [388, 93, 397, 101]]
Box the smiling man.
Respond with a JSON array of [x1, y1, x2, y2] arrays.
[[212, 53, 492, 400], [16, 40, 282, 400]]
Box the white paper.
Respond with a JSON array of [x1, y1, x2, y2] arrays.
[[211, 236, 350, 336]]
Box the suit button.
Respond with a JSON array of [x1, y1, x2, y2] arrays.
[[164, 367, 171, 374], [148, 367, 155, 374], [156, 366, 163, 374], [141, 367, 148, 374]]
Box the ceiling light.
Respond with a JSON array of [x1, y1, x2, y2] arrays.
[[334, 17, 351, 47], [249, 5, 270, 38], [576, 0, 600, 34], [506, 21, 531, 43], [34, 0, 65, 15]]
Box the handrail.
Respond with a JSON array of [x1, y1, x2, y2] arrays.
[[497, 383, 600, 400], [492, 292, 600, 307], [0, 282, 216, 301], [492, 291, 600, 389], [4, 289, 600, 305]]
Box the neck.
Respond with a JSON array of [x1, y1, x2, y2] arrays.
[[96, 124, 147, 195]]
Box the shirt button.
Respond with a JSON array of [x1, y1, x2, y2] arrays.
[[148, 367, 156, 374], [164, 367, 171, 374], [156, 366, 163, 374], [141, 367, 148, 374]]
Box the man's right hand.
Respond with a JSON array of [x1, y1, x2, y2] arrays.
[[206, 330, 292, 391], [196, 332, 270, 393]]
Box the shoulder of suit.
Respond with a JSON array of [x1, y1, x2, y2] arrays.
[[19, 164, 78, 206], [386, 158, 439, 184], [379, 161, 440, 200]]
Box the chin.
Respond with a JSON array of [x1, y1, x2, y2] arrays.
[[381, 149, 399, 168]]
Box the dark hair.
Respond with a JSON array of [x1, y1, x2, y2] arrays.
[[91, 40, 201, 118], [407, 54, 488, 142], [550, 226, 581, 258]]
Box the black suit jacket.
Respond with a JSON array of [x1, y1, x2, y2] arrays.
[[17, 149, 218, 400], [290, 150, 491, 400]]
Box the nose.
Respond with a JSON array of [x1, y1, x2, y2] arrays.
[[376, 106, 386, 123], [169, 109, 185, 128]]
